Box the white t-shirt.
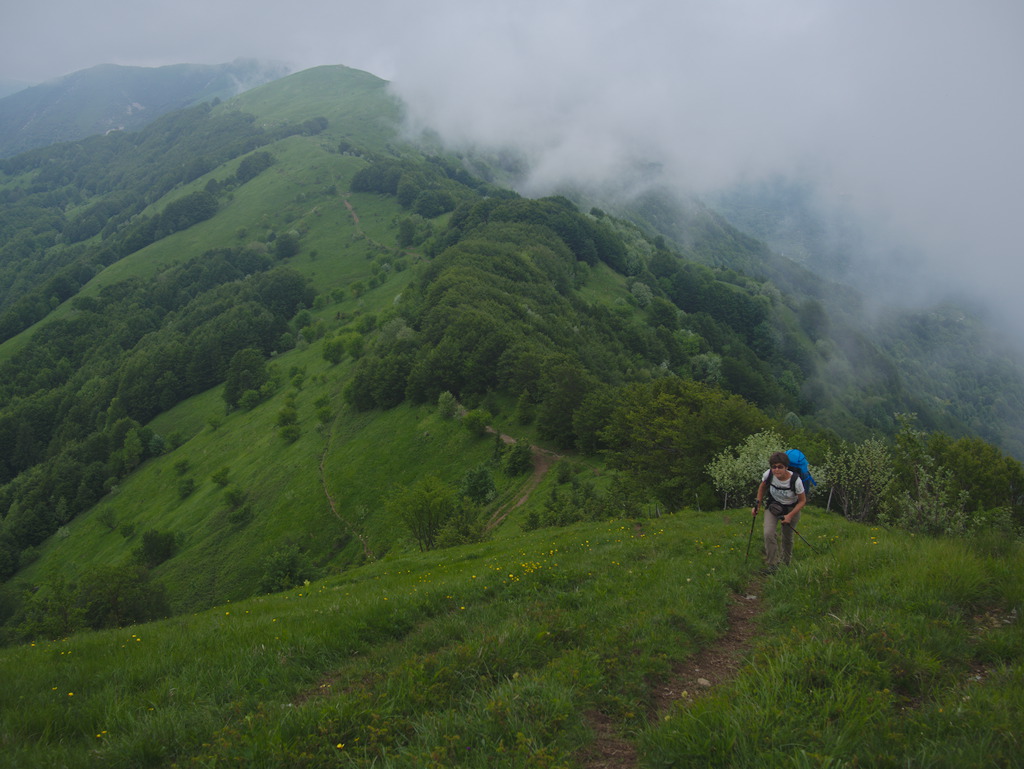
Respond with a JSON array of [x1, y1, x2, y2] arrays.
[[762, 470, 805, 506]]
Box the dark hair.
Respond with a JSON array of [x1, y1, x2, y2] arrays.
[[768, 451, 789, 468]]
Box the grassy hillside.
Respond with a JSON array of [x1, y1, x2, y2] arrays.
[[0, 61, 1022, 768], [1, 62, 1022, 662], [2, 511, 1021, 767]]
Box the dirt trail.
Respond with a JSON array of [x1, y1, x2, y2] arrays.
[[484, 430, 560, 532], [580, 577, 765, 769], [343, 197, 361, 227], [319, 419, 375, 561], [473, 434, 766, 768]]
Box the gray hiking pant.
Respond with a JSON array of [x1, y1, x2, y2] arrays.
[[763, 504, 801, 567]]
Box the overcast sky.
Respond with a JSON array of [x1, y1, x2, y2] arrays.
[[3, 0, 1023, 328]]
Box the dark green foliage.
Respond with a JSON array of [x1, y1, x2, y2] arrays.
[[235, 151, 274, 184], [274, 232, 301, 259], [158, 190, 218, 235], [0, 105, 279, 340], [223, 485, 247, 510], [77, 564, 170, 630], [352, 157, 470, 218], [224, 348, 270, 409], [134, 529, 179, 568], [258, 544, 316, 593], [388, 476, 473, 551], [535, 356, 596, 450], [462, 409, 491, 437], [0, 248, 313, 571], [460, 465, 497, 504], [501, 441, 534, 477], [350, 159, 404, 195], [448, 195, 626, 268], [601, 377, 769, 508], [322, 336, 346, 365]]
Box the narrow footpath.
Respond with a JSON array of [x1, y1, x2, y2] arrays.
[[580, 578, 765, 768]]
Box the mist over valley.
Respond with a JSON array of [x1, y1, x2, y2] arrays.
[[0, 5, 1022, 765]]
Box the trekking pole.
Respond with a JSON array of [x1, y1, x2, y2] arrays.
[[745, 501, 759, 563], [782, 522, 819, 554]]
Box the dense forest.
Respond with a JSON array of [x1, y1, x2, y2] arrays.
[[0, 65, 1022, 643]]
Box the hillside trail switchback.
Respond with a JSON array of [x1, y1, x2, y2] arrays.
[[484, 428, 561, 532]]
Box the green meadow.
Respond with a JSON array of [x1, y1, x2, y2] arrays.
[[2, 512, 1021, 768]]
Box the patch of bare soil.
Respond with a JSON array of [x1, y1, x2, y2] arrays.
[[579, 579, 765, 769]]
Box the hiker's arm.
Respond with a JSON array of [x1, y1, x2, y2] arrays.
[[783, 492, 807, 524], [752, 481, 767, 516]]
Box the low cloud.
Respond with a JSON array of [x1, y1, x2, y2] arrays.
[[382, 0, 1024, 329], [4, 0, 1022, 329]]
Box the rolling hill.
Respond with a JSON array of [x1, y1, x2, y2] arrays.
[[0, 60, 1021, 768], [0, 62, 1022, 610], [0, 59, 290, 158]]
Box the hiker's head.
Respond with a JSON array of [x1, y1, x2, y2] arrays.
[[768, 452, 789, 474]]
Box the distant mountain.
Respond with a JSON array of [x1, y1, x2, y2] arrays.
[[0, 79, 30, 100], [0, 59, 290, 157]]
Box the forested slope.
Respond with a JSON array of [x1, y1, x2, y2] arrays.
[[0, 64, 1022, 644]]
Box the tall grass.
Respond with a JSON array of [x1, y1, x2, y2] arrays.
[[4, 511, 1020, 767], [1, 512, 750, 767], [641, 525, 1024, 768]]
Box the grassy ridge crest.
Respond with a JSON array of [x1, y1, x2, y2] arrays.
[[2, 513, 1021, 767]]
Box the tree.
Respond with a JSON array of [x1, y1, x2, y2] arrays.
[[235, 151, 274, 184], [322, 336, 346, 365], [460, 465, 496, 504], [462, 409, 491, 437], [223, 348, 269, 409], [389, 476, 463, 551], [17, 575, 85, 640], [437, 391, 459, 419], [822, 438, 894, 522], [883, 414, 968, 535], [77, 564, 169, 629], [501, 441, 534, 476], [274, 232, 300, 259], [707, 429, 785, 509], [259, 545, 316, 593], [601, 378, 769, 509], [134, 529, 178, 568], [536, 357, 595, 450]]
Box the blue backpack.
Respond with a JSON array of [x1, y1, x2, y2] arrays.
[[785, 449, 817, 490]]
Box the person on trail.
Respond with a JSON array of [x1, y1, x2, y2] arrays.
[[751, 451, 807, 573]]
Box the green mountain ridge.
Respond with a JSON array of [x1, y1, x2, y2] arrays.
[[0, 62, 1021, 768], [0, 59, 291, 158], [0, 63, 1022, 604]]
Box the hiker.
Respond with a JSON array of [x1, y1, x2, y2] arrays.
[[751, 451, 807, 572]]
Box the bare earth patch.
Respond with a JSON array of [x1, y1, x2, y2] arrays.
[[580, 579, 765, 769]]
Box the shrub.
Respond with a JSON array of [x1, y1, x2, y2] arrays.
[[223, 486, 247, 509], [134, 530, 178, 568], [462, 409, 491, 437], [259, 545, 315, 593], [460, 465, 497, 504], [502, 441, 534, 476], [437, 391, 458, 420]]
